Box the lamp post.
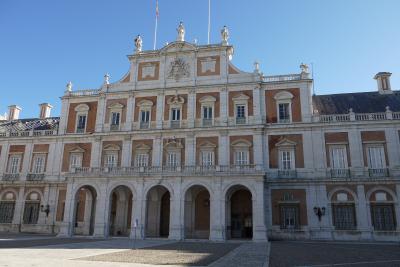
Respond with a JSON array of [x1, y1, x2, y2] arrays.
[[313, 206, 326, 221]]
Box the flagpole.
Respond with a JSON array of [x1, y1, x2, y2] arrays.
[[153, 0, 159, 50], [207, 0, 211, 44]]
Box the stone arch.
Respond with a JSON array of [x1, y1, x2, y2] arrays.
[[108, 185, 133, 237], [328, 187, 358, 203], [366, 186, 397, 202], [0, 189, 18, 200], [72, 185, 97, 236], [184, 184, 211, 239], [225, 184, 253, 239], [22, 190, 42, 225], [0, 189, 17, 224], [145, 185, 171, 238]]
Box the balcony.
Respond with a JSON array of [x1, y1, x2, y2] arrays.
[[235, 117, 246, 125], [2, 173, 20, 181], [68, 165, 265, 177], [368, 168, 389, 178], [170, 120, 181, 129], [140, 121, 150, 129], [329, 168, 351, 178], [277, 169, 297, 179], [26, 173, 45, 181], [202, 118, 213, 127], [110, 124, 120, 131], [76, 128, 85, 134], [0, 129, 58, 138]]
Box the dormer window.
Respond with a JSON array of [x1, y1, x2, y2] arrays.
[[199, 95, 216, 127], [274, 91, 294, 123], [137, 100, 153, 129], [232, 93, 249, 125], [167, 95, 185, 129], [74, 104, 90, 133]]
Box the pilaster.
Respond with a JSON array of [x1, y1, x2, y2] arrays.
[[185, 134, 195, 166], [252, 85, 262, 124], [125, 93, 135, 131], [90, 137, 102, 168], [218, 131, 229, 166], [187, 89, 196, 128], [121, 136, 132, 167], [220, 88, 228, 126], [21, 143, 34, 180], [95, 95, 106, 132], [156, 92, 164, 129], [356, 185, 373, 239]]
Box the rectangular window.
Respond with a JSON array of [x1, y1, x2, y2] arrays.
[[141, 110, 150, 122], [279, 150, 294, 170], [203, 106, 213, 119], [235, 151, 248, 165], [8, 155, 21, 174], [135, 153, 149, 167], [330, 146, 348, 169], [332, 204, 356, 230], [171, 108, 181, 121], [111, 112, 120, 126], [201, 151, 214, 166], [236, 105, 245, 118], [77, 115, 86, 133], [371, 204, 396, 231], [32, 154, 46, 174], [278, 103, 290, 123], [70, 154, 82, 170], [367, 146, 385, 169], [0, 202, 15, 223], [167, 152, 179, 167], [280, 204, 299, 229], [105, 153, 117, 168]]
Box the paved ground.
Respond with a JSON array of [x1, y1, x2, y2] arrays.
[[270, 240, 400, 267], [0, 234, 268, 267]]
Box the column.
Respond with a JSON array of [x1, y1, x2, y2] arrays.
[[252, 85, 262, 124], [311, 129, 327, 178], [152, 135, 162, 167], [131, 182, 145, 239], [90, 137, 102, 168], [187, 89, 196, 128], [348, 128, 364, 176], [356, 185, 373, 239], [95, 95, 106, 132], [253, 129, 264, 169], [185, 134, 195, 166], [385, 127, 400, 172], [264, 133, 270, 170], [220, 88, 228, 126], [12, 187, 25, 232], [169, 180, 183, 240], [21, 143, 34, 180], [156, 92, 164, 129], [218, 131, 229, 166], [57, 183, 74, 237], [0, 143, 9, 174], [210, 178, 225, 241], [125, 93, 135, 131], [93, 183, 108, 237], [121, 136, 132, 167], [252, 181, 268, 241]]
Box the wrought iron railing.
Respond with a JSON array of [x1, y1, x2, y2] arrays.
[[277, 169, 297, 178], [2, 173, 20, 181], [26, 173, 45, 181], [329, 169, 351, 178], [368, 168, 389, 177]]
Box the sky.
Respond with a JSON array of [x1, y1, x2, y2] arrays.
[[0, 0, 399, 118]]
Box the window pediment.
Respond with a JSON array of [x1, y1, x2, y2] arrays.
[[231, 139, 252, 148], [232, 93, 250, 102], [137, 99, 154, 108], [69, 146, 85, 153], [274, 91, 294, 101], [276, 138, 297, 147], [135, 143, 152, 152], [199, 95, 217, 103], [103, 144, 121, 151], [164, 139, 184, 150], [199, 141, 217, 149], [74, 104, 90, 112], [167, 95, 185, 105], [108, 103, 124, 109]]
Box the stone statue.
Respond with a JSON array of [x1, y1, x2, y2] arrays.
[[177, 22, 185, 42], [104, 73, 110, 85], [221, 25, 229, 45], [300, 63, 309, 74], [65, 81, 72, 92], [134, 35, 142, 53], [254, 61, 260, 73]]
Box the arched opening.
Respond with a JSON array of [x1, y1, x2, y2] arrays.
[[23, 192, 41, 225], [145, 185, 170, 238], [73, 185, 97, 236], [226, 185, 253, 239], [0, 191, 16, 224], [108, 185, 133, 237], [184, 185, 210, 239]]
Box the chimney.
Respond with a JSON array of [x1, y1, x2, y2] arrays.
[[374, 72, 392, 94], [39, 103, 53, 119], [8, 105, 21, 121]]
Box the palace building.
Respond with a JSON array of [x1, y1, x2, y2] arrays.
[[0, 24, 399, 242]]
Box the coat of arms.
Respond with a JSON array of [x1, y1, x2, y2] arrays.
[[167, 58, 190, 81]]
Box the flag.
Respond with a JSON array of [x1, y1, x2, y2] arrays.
[[156, 0, 159, 18]]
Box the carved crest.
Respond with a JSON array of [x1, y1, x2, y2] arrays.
[[167, 58, 190, 81]]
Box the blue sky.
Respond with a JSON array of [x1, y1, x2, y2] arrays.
[[0, 0, 399, 118]]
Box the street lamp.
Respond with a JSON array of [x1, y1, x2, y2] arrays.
[[313, 206, 326, 221]]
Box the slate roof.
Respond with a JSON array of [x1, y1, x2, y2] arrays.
[[313, 91, 400, 114], [0, 117, 60, 132]]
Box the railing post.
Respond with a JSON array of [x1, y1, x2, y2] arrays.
[[349, 108, 356, 121], [386, 106, 393, 120]]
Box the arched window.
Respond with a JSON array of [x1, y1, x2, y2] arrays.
[[23, 192, 41, 224], [0, 192, 16, 224]]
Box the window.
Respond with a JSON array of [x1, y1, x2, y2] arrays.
[[104, 153, 117, 168], [332, 204, 356, 230], [201, 151, 214, 166], [330, 146, 348, 169], [76, 115, 87, 133], [140, 110, 150, 128], [367, 146, 385, 169], [235, 151, 248, 165], [8, 155, 21, 174], [236, 105, 246, 124], [135, 153, 149, 167], [279, 149, 295, 170], [280, 204, 299, 229], [167, 152, 179, 167], [70, 153, 82, 170], [32, 154, 46, 174], [278, 103, 290, 123], [23, 202, 40, 224], [171, 108, 181, 121], [111, 112, 120, 126], [371, 204, 396, 231], [202, 106, 213, 126], [0, 202, 15, 223]]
